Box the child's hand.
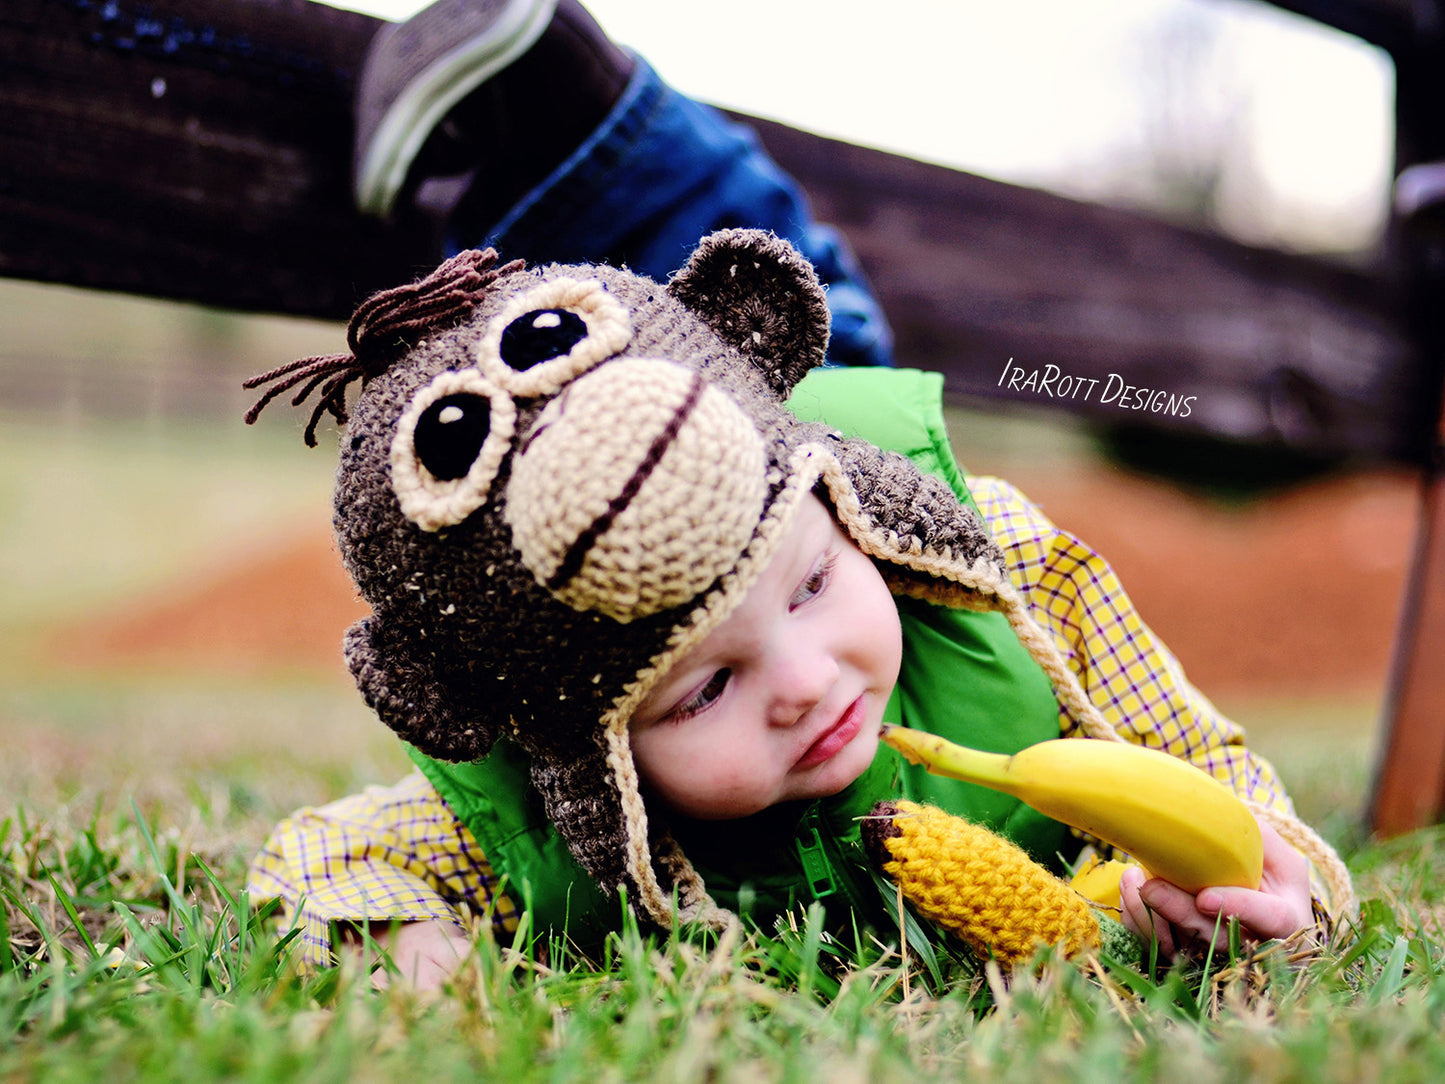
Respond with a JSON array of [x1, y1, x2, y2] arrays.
[[1118, 817, 1314, 957], [349, 919, 472, 991]]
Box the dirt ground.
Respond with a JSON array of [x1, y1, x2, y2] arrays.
[[51, 460, 1422, 703]]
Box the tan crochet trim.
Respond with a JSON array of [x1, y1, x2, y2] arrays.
[[601, 717, 705, 923], [390, 367, 516, 532], [475, 277, 632, 397], [601, 444, 828, 927], [989, 579, 1120, 742]]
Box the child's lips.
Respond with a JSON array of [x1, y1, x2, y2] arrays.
[[795, 696, 866, 770]]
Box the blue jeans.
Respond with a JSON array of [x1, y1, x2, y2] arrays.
[[452, 59, 893, 369]]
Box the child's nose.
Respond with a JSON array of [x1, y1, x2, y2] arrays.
[[765, 647, 840, 727]]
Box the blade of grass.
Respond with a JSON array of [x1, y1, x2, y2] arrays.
[[1, 883, 54, 963], [1368, 934, 1409, 1006], [128, 801, 213, 985], [1097, 952, 1158, 998], [1192, 911, 1229, 1014], [196, 857, 257, 985], [796, 902, 826, 1000], [128, 801, 191, 915], [42, 870, 99, 962], [112, 901, 194, 979], [869, 868, 942, 988], [0, 884, 13, 975]]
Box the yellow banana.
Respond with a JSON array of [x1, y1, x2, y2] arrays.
[[880, 726, 1263, 893], [1068, 854, 1139, 913]]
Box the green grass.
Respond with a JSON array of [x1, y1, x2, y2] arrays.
[[3, 778, 1445, 1083]]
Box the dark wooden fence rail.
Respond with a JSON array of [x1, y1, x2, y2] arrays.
[[2, 0, 1433, 460], [3, 0, 1443, 835], [0, 0, 427, 315]]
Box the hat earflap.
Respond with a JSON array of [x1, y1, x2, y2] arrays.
[[344, 615, 506, 763], [810, 439, 1124, 744]]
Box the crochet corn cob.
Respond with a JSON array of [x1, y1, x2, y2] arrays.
[[865, 800, 1101, 965]]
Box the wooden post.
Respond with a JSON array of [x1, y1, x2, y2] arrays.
[[1369, 395, 1445, 834], [1368, 162, 1445, 835], [1366, 35, 1445, 835]]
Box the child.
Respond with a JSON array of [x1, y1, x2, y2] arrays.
[[245, 231, 1350, 988]]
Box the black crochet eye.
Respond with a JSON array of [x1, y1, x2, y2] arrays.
[[414, 393, 491, 481], [500, 308, 589, 370]]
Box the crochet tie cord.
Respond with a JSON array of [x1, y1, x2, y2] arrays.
[[865, 800, 1102, 965]]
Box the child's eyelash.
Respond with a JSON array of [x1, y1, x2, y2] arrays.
[[793, 552, 837, 607], [666, 669, 731, 724]]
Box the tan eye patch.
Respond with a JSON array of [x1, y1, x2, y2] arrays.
[[475, 277, 632, 398], [391, 367, 516, 531]]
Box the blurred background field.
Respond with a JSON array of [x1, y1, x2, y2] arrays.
[[0, 0, 1420, 870], [0, 273, 1415, 855], [0, 280, 401, 849]]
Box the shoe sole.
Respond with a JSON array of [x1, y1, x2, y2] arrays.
[[355, 0, 559, 217]]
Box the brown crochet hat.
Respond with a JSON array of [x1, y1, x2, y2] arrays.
[[247, 229, 1116, 930]]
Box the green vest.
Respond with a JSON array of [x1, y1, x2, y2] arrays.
[[408, 367, 1069, 943]]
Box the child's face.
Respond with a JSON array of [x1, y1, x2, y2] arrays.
[[629, 493, 902, 820]]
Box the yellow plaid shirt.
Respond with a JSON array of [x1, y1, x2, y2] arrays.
[[247, 476, 1296, 967]]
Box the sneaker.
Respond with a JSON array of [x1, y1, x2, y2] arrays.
[[354, 0, 559, 217]]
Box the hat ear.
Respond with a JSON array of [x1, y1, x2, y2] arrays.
[[667, 229, 830, 398], [344, 616, 503, 762]]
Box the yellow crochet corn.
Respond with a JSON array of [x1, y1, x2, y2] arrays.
[[870, 800, 1100, 966]]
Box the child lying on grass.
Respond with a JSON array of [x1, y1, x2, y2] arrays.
[[245, 231, 1350, 988]]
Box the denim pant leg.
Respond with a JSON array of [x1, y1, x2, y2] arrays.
[[454, 59, 893, 369]]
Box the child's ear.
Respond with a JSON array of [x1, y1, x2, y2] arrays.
[[667, 228, 830, 398], [344, 616, 503, 762]]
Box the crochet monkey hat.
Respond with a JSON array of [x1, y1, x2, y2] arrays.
[[246, 229, 1348, 935]]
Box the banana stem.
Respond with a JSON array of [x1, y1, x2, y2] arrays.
[[880, 725, 1017, 793]]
